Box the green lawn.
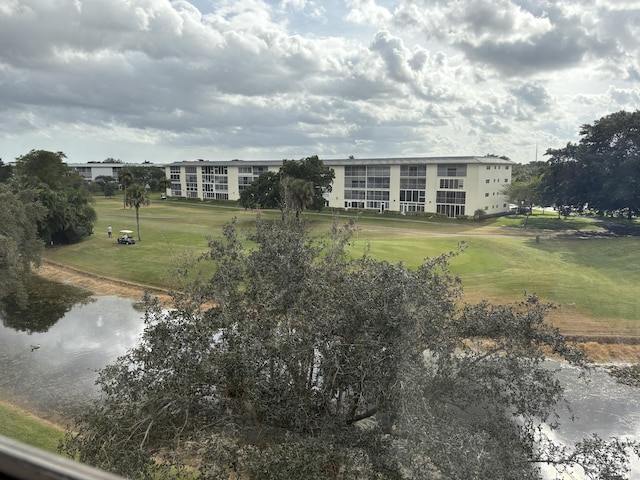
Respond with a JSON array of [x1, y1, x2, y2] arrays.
[[44, 197, 640, 334], [0, 401, 65, 453]]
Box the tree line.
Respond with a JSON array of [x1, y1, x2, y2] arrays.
[[505, 110, 640, 220], [0, 150, 96, 309], [0, 149, 166, 308]]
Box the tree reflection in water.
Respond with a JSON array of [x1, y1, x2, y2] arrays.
[[0, 275, 93, 333]]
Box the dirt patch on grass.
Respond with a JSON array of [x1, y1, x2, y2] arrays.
[[461, 291, 640, 363], [36, 260, 173, 306], [36, 261, 639, 363]]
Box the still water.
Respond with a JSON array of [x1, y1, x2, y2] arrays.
[[1, 294, 640, 478], [0, 296, 144, 420]]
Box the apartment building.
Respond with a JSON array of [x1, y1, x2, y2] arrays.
[[67, 162, 139, 181], [164, 156, 514, 218]]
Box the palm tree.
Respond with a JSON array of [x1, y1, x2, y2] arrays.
[[125, 183, 150, 241], [118, 167, 134, 209], [285, 178, 315, 220]]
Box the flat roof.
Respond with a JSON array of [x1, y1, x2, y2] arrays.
[[165, 156, 516, 167]]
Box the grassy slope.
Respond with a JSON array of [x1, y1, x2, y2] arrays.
[[10, 196, 640, 449], [0, 400, 65, 453], [44, 196, 640, 336]]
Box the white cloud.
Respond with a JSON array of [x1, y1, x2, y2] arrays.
[[0, 0, 638, 164]]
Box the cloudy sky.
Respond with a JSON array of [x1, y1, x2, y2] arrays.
[[1, 0, 639, 165]]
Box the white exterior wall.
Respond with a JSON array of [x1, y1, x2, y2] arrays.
[[164, 156, 514, 218], [388, 165, 401, 211], [328, 166, 345, 209]]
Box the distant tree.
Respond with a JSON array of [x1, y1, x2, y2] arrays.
[[238, 157, 334, 213], [543, 110, 640, 219], [13, 150, 96, 244], [280, 155, 334, 211], [238, 171, 281, 210], [486, 153, 511, 160], [14, 150, 69, 188], [125, 183, 149, 241], [283, 177, 314, 219], [0, 159, 13, 183], [118, 168, 134, 210], [503, 176, 541, 227], [93, 175, 118, 198], [62, 217, 638, 480], [511, 161, 547, 183], [128, 165, 166, 191], [0, 184, 47, 308]]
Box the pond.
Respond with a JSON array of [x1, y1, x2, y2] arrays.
[[0, 291, 145, 422], [1, 282, 639, 478]]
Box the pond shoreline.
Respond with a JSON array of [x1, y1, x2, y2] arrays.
[[36, 260, 640, 363], [36, 260, 172, 305]]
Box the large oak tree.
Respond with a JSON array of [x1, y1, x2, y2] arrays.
[[63, 217, 638, 479], [543, 110, 640, 218], [13, 150, 96, 244]]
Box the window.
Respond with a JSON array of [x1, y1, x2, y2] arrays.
[[436, 191, 466, 204], [486, 179, 490, 184], [485, 193, 489, 197], [238, 167, 252, 174], [367, 166, 390, 177], [400, 190, 425, 202], [367, 166, 390, 189], [400, 165, 426, 176], [366, 190, 389, 201], [170, 166, 181, 181], [401, 178, 426, 189], [440, 179, 464, 189], [437, 204, 465, 217], [367, 177, 390, 189], [344, 190, 366, 200], [437, 164, 467, 177], [345, 165, 366, 176]]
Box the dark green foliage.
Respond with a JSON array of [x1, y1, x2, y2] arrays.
[[543, 110, 640, 219], [62, 217, 638, 479], [238, 155, 334, 214], [0, 159, 13, 183], [1, 275, 91, 332], [239, 171, 281, 210], [125, 183, 150, 241], [12, 150, 96, 244], [0, 184, 47, 308], [127, 165, 167, 191], [280, 155, 334, 211]]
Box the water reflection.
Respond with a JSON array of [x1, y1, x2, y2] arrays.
[[541, 361, 640, 479], [0, 296, 145, 420], [1, 276, 92, 333], [1, 290, 640, 478]]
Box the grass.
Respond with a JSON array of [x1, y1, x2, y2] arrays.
[[13, 195, 640, 453], [0, 400, 65, 453], [44, 195, 640, 336]]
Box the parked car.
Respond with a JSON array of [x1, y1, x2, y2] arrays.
[[160, 194, 167, 200], [117, 230, 135, 245]]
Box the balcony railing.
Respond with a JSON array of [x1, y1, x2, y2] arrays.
[[0, 434, 125, 480]]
